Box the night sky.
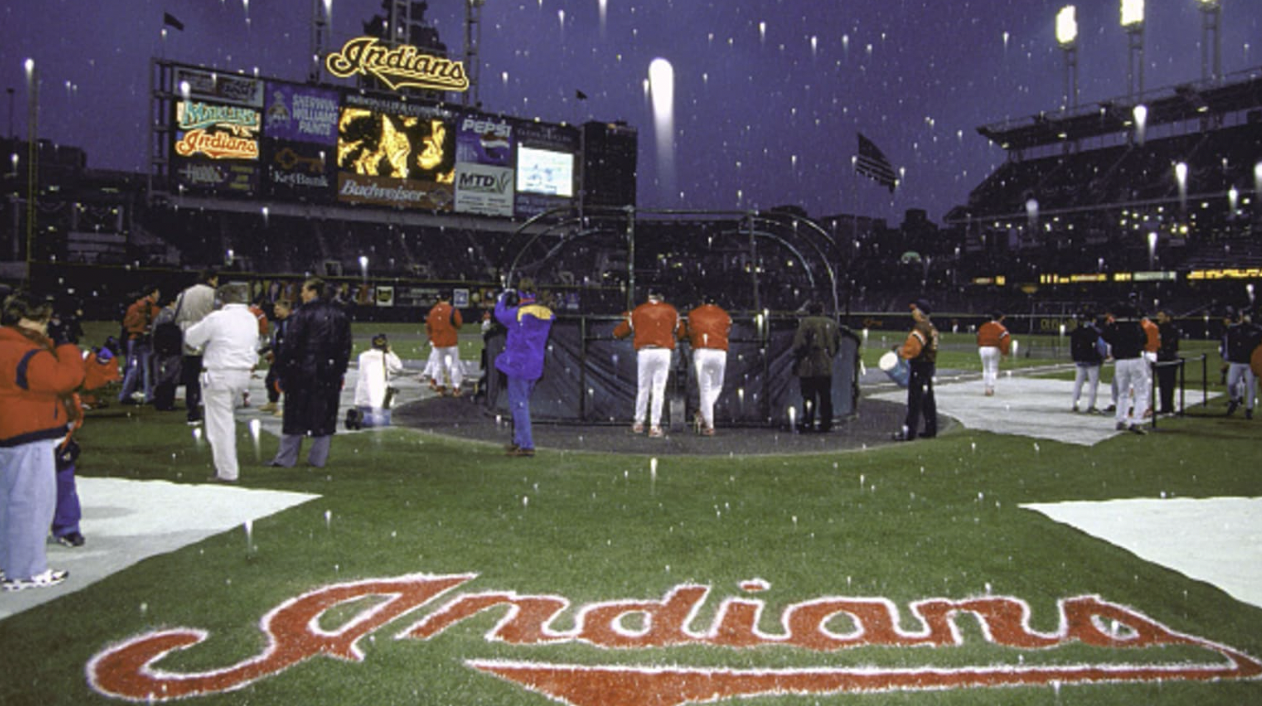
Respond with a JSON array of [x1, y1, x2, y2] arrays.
[[2, 0, 1259, 224]]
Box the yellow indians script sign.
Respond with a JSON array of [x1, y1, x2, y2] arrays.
[[326, 36, 469, 92]]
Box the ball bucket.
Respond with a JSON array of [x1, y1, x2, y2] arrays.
[[879, 351, 910, 388]]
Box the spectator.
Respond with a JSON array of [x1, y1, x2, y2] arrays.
[[1222, 308, 1262, 419], [1155, 310, 1181, 416], [118, 285, 160, 405], [791, 302, 841, 434], [1101, 301, 1150, 434], [1070, 310, 1105, 414], [268, 278, 352, 468], [184, 283, 260, 483], [175, 269, 220, 425], [1, 292, 85, 590], [259, 299, 292, 416], [150, 295, 184, 411]]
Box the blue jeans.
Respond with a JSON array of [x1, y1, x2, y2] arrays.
[[119, 339, 153, 403], [508, 376, 537, 450]]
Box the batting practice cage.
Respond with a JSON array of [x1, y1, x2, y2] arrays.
[[482, 207, 861, 428]]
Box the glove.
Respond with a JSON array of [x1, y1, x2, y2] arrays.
[[50, 324, 76, 347]]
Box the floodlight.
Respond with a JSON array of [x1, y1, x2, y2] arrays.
[[1198, 0, 1219, 7], [1120, 0, 1144, 28], [1056, 6, 1078, 47]]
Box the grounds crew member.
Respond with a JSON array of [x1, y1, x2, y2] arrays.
[[495, 278, 554, 456], [894, 299, 938, 441]]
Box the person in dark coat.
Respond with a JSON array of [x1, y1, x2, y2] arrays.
[[791, 302, 842, 433], [267, 278, 352, 468]]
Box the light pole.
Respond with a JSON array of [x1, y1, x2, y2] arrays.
[[1198, 0, 1222, 84], [1056, 6, 1079, 111], [1121, 0, 1145, 100], [24, 59, 38, 280]]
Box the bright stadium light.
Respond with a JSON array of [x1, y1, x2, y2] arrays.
[[1057, 6, 1079, 109], [1120, 0, 1144, 28], [1056, 6, 1078, 47]]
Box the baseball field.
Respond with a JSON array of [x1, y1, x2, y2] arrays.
[[1, 324, 1259, 706]]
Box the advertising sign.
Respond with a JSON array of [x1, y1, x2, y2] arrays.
[[264, 84, 339, 145], [173, 65, 264, 108], [336, 94, 456, 211], [456, 114, 513, 167], [454, 163, 513, 216], [174, 161, 259, 194], [264, 141, 334, 202]]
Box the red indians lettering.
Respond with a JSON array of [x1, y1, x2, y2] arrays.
[[87, 573, 1262, 704]]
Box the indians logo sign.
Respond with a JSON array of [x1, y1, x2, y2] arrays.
[[87, 573, 1261, 704], [325, 36, 469, 93]]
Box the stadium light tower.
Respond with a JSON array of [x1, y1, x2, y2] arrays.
[[1198, 0, 1222, 84], [1056, 6, 1079, 111], [1120, 0, 1145, 100], [464, 0, 486, 107], [310, 0, 332, 83]]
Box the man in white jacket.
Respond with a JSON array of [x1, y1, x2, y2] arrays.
[[183, 282, 259, 482], [348, 333, 405, 429]]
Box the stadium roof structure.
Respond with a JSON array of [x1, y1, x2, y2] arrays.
[[978, 67, 1262, 152]]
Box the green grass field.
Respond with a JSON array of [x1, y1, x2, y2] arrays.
[[3, 323, 1260, 705]]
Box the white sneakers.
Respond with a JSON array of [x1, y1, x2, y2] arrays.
[[2, 568, 69, 591]]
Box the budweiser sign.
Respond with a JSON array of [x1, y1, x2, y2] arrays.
[[325, 36, 469, 93], [87, 573, 1261, 704]]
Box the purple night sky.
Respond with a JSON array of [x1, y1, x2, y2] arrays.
[[1, 0, 1258, 223]]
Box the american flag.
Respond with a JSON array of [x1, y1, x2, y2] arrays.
[[854, 133, 898, 193]]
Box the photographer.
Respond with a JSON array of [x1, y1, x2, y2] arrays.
[[347, 333, 405, 429], [495, 279, 553, 457]]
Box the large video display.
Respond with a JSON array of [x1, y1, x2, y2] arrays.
[[335, 94, 456, 210]]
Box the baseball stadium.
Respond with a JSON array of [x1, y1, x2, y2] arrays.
[[2, 2, 1262, 705]]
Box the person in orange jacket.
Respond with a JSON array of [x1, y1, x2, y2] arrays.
[[425, 291, 464, 396], [0, 292, 86, 590], [894, 299, 939, 442], [683, 295, 732, 436], [613, 287, 683, 438], [118, 285, 160, 405], [976, 311, 1011, 396]]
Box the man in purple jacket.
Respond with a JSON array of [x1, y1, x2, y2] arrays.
[[495, 278, 553, 458]]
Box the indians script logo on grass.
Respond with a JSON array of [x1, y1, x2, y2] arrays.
[[87, 573, 1262, 704]]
